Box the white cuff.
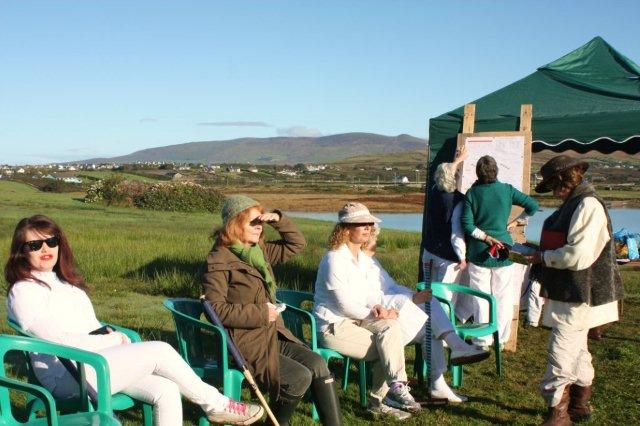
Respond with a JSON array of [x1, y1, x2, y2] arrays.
[[471, 228, 486, 241]]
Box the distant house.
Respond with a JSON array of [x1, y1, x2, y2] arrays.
[[44, 174, 57, 180], [178, 166, 191, 171], [278, 169, 298, 177], [16, 168, 25, 174], [384, 166, 393, 171], [247, 166, 259, 173], [306, 164, 326, 172], [227, 167, 242, 173], [165, 172, 183, 180], [395, 176, 410, 184], [62, 177, 82, 184], [67, 166, 77, 171]]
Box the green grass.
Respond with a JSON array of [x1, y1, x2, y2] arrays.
[[76, 171, 162, 183], [0, 180, 638, 425]]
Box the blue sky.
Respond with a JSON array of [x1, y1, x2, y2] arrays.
[[2, 0, 639, 165]]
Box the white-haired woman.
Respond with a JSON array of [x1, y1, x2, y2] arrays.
[[422, 147, 473, 321]]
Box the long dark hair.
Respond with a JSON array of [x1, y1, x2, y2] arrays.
[[5, 215, 87, 292]]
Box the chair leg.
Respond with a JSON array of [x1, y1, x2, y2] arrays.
[[358, 360, 368, 408], [342, 357, 351, 391], [311, 403, 320, 422], [142, 402, 153, 426], [494, 332, 502, 378], [451, 364, 463, 388], [414, 343, 424, 387]]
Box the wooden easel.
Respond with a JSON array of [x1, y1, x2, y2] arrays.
[[457, 103, 533, 352]]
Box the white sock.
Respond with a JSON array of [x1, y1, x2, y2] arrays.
[[441, 331, 470, 351]]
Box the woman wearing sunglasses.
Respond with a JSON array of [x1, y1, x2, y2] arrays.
[[313, 202, 489, 420], [202, 195, 342, 426], [5, 215, 264, 426]]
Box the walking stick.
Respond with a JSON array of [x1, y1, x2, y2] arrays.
[[200, 296, 280, 426], [419, 260, 447, 406]]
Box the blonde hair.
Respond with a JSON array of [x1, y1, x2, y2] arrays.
[[434, 162, 457, 193], [362, 224, 380, 253], [328, 223, 352, 250], [215, 205, 265, 247]]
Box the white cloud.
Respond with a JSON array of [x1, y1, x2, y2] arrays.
[[276, 126, 322, 137]]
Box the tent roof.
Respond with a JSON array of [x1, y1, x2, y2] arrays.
[[429, 36, 640, 163]]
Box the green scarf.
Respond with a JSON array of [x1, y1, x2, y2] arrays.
[[229, 242, 276, 302]]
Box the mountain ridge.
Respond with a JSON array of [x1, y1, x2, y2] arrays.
[[80, 132, 428, 164]]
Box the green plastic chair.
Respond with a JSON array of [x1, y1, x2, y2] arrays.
[[414, 282, 502, 388], [7, 318, 153, 425], [276, 289, 370, 408], [0, 334, 121, 426], [162, 298, 245, 404]]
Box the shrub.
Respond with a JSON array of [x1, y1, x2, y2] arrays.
[[85, 176, 224, 213]]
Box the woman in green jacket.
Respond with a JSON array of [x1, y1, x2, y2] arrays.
[[461, 155, 539, 348]]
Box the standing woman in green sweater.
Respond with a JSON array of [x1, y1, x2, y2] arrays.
[[461, 155, 539, 348]]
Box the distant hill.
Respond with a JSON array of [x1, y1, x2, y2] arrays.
[[80, 133, 428, 165]]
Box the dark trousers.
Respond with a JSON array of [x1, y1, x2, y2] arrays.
[[278, 340, 329, 401]]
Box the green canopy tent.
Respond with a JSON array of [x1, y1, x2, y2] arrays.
[[420, 36, 640, 276]]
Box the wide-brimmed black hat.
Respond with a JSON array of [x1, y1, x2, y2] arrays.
[[535, 155, 589, 193]]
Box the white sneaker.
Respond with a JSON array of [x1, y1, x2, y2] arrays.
[[450, 346, 490, 365], [383, 382, 422, 413], [430, 388, 468, 403], [367, 401, 412, 420], [206, 400, 264, 425]]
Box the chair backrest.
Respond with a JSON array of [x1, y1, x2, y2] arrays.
[[163, 298, 232, 387], [162, 298, 208, 365], [276, 289, 317, 350], [417, 281, 497, 323]]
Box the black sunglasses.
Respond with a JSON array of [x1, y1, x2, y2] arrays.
[[23, 236, 60, 252], [249, 218, 264, 227]]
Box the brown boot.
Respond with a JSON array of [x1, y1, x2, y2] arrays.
[[568, 385, 593, 422], [587, 326, 604, 341], [541, 386, 572, 426]]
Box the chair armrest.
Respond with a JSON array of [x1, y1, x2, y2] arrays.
[[434, 295, 456, 323], [0, 376, 58, 426], [280, 303, 319, 351], [0, 335, 114, 415], [102, 322, 142, 343]]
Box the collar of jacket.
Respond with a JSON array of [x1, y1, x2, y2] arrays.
[[207, 243, 272, 281]]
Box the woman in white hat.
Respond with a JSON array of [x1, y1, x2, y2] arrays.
[[313, 202, 489, 420]]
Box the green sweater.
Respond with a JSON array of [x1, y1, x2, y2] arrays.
[[462, 181, 539, 267]]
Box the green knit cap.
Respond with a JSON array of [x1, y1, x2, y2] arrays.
[[221, 195, 260, 225]]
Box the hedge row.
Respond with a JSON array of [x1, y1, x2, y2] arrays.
[[85, 175, 224, 213]]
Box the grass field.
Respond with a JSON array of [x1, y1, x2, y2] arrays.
[[0, 180, 638, 425]]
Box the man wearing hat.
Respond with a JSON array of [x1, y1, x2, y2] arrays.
[[524, 155, 624, 426]]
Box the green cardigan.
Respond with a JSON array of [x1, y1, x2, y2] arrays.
[[461, 181, 539, 267]]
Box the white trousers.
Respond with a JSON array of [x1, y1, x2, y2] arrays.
[[526, 279, 545, 326], [422, 249, 474, 322], [468, 263, 515, 346], [52, 341, 228, 426], [540, 327, 593, 407]]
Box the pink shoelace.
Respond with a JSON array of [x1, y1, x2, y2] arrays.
[[226, 400, 248, 415]]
